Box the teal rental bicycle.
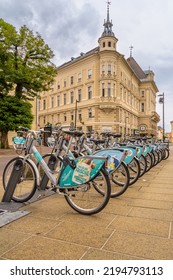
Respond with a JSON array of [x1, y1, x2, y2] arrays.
[[2, 129, 111, 215]]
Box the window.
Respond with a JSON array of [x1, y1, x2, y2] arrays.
[[64, 113, 67, 122], [38, 100, 40, 111], [70, 76, 74, 85], [120, 88, 123, 100], [70, 91, 74, 104], [108, 41, 111, 47], [57, 114, 60, 123], [43, 99, 46, 110], [108, 83, 111, 96], [88, 86, 92, 99], [57, 95, 60, 107], [78, 89, 82, 102], [103, 42, 105, 47], [141, 90, 145, 97], [51, 96, 54, 108], [78, 112, 82, 121], [124, 90, 126, 101], [102, 83, 105, 97], [108, 64, 111, 75], [64, 79, 66, 87], [141, 102, 145, 112], [57, 81, 60, 89], [78, 73, 82, 82], [102, 65, 105, 74], [88, 69, 92, 79], [88, 108, 92, 118], [71, 113, 74, 121], [64, 93, 66, 105]]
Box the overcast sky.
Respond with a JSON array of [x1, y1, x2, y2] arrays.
[[0, 0, 173, 131]]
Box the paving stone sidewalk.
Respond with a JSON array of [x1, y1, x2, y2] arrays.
[[0, 145, 173, 260]]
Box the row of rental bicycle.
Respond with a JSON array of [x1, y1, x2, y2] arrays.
[[2, 127, 170, 215]]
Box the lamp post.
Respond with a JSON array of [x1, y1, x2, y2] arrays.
[[158, 92, 165, 141], [74, 99, 79, 129], [124, 117, 128, 141]]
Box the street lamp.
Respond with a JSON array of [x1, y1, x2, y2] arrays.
[[158, 92, 165, 141], [74, 99, 79, 129], [124, 116, 129, 141]]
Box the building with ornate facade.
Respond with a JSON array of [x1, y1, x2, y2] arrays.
[[38, 3, 160, 137], [170, 121, 173, 142]]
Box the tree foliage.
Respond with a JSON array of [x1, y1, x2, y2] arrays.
[[0, 95, 34, 148], [0, 18, 57, 99]]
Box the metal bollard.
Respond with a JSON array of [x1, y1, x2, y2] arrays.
[[39, 154, 57, 190], [2, 159, 24, 202]]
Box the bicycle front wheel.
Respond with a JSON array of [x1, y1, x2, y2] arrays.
[[64, 168, 111, 215], [3, 157, 37, 202]]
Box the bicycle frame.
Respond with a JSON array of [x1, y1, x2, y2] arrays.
[[26, 135, 108, 190]]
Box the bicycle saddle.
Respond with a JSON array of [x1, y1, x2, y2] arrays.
[[63, 130, 84, 137], [90, 139, 105, 145], [112, 133, 122, 138]]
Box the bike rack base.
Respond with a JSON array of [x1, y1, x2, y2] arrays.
[[0, 209, 30, 228]]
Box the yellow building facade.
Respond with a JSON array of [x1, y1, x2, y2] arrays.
[[38, 4, 160, 137]]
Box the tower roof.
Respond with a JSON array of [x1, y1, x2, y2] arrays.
[[101, 1, 115, 37]]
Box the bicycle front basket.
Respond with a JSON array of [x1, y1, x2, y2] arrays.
[[12, 136, 26, 150]]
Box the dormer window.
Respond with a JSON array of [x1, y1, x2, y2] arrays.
[[108, 41, 111, 47]]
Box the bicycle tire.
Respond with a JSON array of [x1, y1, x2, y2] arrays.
[[138, 154, 147, 177], [110, 161, 130, 197], [162, 148, 169, 160], [2, 157, 37, 202], [128, 157, 141, 186], [145, 153, 152, 172], [152, 150, 159, 166], [64, 167, 111, 215], [157, 149, 163, 162]]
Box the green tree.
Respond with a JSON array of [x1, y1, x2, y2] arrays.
[[0, 18, 57, 99], [0, 95, 33, 148], [0, 19, 16, 94]]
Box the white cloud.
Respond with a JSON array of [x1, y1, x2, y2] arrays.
[[0, 0, 173, 130]]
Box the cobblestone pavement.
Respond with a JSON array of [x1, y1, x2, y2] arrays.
[[0, 145, 173, 260]]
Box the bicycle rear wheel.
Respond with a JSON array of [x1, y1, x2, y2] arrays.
[[145, 153, 153, 172], [64, 168, 111, 215], [3, 157, 37, 202], [110, 161, 130, 197], [138, 154, 147, 177], [162, 148, 169, 160], [128, 157, 140, 185]]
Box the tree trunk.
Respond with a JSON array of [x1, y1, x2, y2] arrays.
[[15, 84, 23, 99], [0, 131, 9, 149]]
